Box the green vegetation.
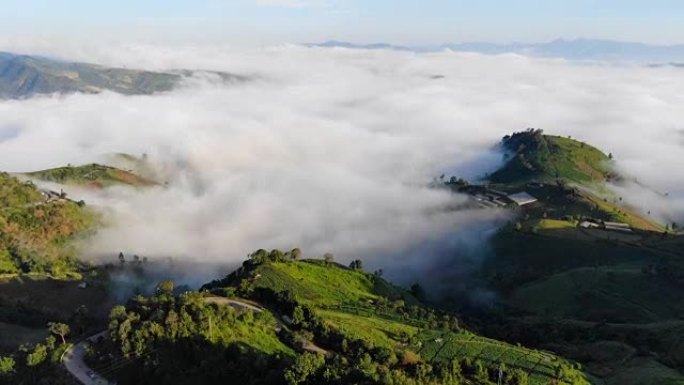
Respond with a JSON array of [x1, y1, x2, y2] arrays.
[[197, 250, 589, 385], [462, 131, 684, 383], [0, 51, 249, 99], [0, 172, 97, 276], [509, 266, 684, 323], [0, 332, 75, 384], [26, 163, 156, 188], [489, 129, 613, 185], [88, 291, 292, 385], [236, 257, 419, 308]]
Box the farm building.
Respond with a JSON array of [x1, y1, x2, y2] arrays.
[[603, 221, 632, 232], [507, 192, 538, 206]]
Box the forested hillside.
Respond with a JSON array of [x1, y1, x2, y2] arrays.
[[0, 172, 96, 276]]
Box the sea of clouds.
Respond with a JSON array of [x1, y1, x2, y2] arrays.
[[0, 43, 683, 288]]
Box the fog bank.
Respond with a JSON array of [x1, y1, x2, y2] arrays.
[[1, 45, 683, 284]]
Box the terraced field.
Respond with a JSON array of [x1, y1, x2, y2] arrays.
[[416, 330, 585, 385]]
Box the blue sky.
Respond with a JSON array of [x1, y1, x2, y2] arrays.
[[2, 0, 684, 44]]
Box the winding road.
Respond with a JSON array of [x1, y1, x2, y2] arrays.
[[62, 331, 113, 385], [62, 297, 330, 384]]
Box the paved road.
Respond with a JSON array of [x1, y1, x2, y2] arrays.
[[62, 331, 113, 385]]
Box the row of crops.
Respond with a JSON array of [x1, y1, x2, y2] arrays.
[[322, 304, 430, 328], [416, 330, 564, 385]]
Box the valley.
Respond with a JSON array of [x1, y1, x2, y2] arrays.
[[0, 129, 681, 385]]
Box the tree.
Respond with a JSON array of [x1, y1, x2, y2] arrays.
[[118, 252, 125, 264], [269, 249, 285, 262], [284, 352, 325, 385], [291, 248, 302, 260], [410, 283, 426, 301], [608, 152, 613, 160], [292, 306, 306, 326], [349, 259, 363, 270], [156, 280, 175, 296], [48, 322, 70, 344], [26, 343, 47, 367], [323, 253, 334, 263], [0, 356, 15, 376], [401, 350, 421, 366]]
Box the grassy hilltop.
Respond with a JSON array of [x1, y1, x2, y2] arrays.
[[489, 129, 614, 186], [26, 163, 157, 189], [454, 130, 684, 385]]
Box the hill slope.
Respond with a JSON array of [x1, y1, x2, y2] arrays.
[[0, 171, 96, 276], [25, 163, 157, 188], [489, 129, 613, 185], [0, 52, 245, 99], [455, 131, 684, 384], [201, 251, 590, 385]]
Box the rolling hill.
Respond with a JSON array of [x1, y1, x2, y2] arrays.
[[25, 163, 157, 189], [198, 251, 590, 385], [452, 131, 684, 384], [489, 129, 614, 185], [0, 52, 246, 99]]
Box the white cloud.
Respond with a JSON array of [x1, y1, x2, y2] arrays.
[[0, 45, 683, 285]]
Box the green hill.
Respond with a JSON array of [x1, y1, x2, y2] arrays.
[[26, 163, 156, 188], [0, 172, 96, 277], [461, 131, 684, 384], [199, 250, 590, 385], [489, 129, 614, 185]]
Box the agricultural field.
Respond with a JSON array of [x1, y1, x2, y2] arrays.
[[415, 330, 586, 385], [216, 257, 590, 384], [317, 309, 418, 349], [508, 266, 684, 323]]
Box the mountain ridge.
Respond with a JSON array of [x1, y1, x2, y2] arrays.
[[310, 38, 684, 62], [0, 51, 247, 99]]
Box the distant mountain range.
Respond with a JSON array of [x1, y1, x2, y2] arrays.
[[0, 52, 246, 99], [311, 38, 684, 63]]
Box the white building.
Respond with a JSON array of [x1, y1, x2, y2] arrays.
[[507, 192, 538, 206]]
